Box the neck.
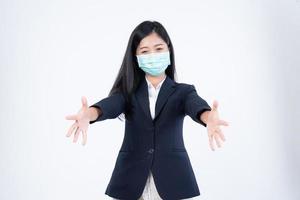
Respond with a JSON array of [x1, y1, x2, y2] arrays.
[[145, 73, 166, 89]]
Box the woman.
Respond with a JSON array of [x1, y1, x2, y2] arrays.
[[65, 20, 229, 200]]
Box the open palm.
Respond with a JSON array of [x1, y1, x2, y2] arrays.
[[206, 100, 229, 151], [65, 96, 90, 146]]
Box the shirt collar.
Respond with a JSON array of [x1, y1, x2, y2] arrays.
[[145, 74, 167, 90]]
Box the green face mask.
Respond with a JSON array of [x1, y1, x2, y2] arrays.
[[136, 51, 171, 76]]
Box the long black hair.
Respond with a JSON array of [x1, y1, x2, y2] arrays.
[[108, 20, 177, 121]]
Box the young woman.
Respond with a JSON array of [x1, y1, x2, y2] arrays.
[[65, 20, 229, 200]]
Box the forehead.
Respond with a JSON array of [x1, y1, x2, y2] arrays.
[[138, 32, 167, 48]]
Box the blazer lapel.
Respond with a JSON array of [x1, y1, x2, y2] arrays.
[[135, 75, 176, 122]]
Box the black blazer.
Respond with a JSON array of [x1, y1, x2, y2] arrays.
[[89, 75, 211, 200]]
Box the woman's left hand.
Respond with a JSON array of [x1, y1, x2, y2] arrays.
[[205, 100, 229, 151]]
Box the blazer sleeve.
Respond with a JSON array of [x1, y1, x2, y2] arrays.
[[88, 92, 126, 124], [184, 84, 212, 127]]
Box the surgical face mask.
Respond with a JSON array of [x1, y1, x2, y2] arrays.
[[136, 51, 171, 76]]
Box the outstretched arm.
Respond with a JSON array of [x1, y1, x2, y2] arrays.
[[65, 92, 126, 146], [89, 92, 126, 124], [184, 84, 212, 126]]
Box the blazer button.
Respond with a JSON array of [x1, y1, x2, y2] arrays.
[[148, 148, 154, 154]]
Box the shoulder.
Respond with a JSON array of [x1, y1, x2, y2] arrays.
[[174, 82, 200, 99], [175, 82, 195, 91]]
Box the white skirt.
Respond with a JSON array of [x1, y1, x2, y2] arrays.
[[112, 171, 194, 200]]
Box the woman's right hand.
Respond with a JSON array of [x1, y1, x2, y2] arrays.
[[65, 96, 91, 146]]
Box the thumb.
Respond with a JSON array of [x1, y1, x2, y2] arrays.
[[212, 100, 218, 111], [81, 96, 88, 108]]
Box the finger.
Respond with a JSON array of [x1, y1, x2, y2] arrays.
[[66, 122, 77, 137], [208, 133, 215, 151], [65, 114, 78, 120], [73, 127, 80, 143], [216, 128, 226, 141], [82, 130, 87, 146], [218, 119, 229, 126], [214, 131, 222, 148], [214, 126, 226, 141], [81, 96, 88, 108], [212, 100, 218, 111]]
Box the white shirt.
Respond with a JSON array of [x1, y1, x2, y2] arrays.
[[145, 75, 166, 120]]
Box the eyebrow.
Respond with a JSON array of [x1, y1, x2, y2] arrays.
[[139, 43, 164, 50]]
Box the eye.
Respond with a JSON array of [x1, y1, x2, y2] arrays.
[[141, 51, 147, 54]]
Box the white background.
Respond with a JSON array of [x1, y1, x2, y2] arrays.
[[0, 0, 299, 199]]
